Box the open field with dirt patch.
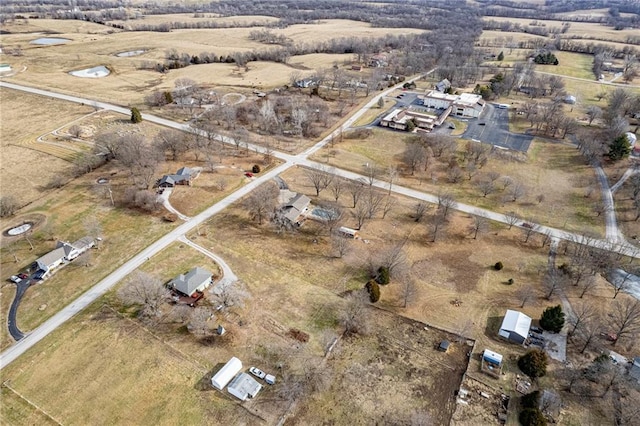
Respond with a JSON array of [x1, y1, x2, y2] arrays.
[[313, 129, 604, 236], [0, 88, 95, 205]]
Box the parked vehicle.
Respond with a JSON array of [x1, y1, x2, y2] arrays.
[[265, 374, 276, 385], [530, 326, 543, 333], [244, 172, 254, 178], [249, 367, 266, 380], [18, 273, 28, 279], [9, 275, 21, 283]]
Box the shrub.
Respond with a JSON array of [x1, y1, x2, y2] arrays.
[[376, 266, 390, 285], [130, 107, 143, 123], [252, 164, 261, 173], [365, 280, 380, 303], [540, 305, 565, 333], [507, 278, 514, 285], [0, 195, 19, 217], [164, 91, 174, 104], [521, 391, 541, 409], [519, 408, 547, 426], [518, 349, 548, 378], [494, 261, 504, 270]]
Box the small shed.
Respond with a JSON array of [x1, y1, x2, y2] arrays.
[[227, 373, 262, 401], [211, 357, 243, 390], [482, 349, 503, 366], [338, 226, 359, 239], [563, 95, 576, 105], [499, 310, 532, 345], [438, 340, 450, 352]]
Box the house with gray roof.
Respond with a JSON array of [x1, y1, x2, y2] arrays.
[[34, 236, 95, 278], [282, 193, 310, 225], [157, 166, 194, 188], [169, 267, 213, 297]]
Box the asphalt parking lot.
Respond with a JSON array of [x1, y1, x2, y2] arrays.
[[462, 104, 533, 152]]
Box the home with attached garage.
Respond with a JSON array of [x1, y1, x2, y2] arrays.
[[157, 166, 195, 188], [169, 267, 213, 297], [33, 236, 95, 279]]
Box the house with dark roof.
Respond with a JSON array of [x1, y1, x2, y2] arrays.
[[157, 167, 194, 188], [169, 267, 213, 297]]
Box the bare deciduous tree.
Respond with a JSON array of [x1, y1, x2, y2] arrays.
[[414, 202, 429, 223], [213, 282, 250, 311], [245, 182, 279, 224], [188, 306, 213, 335], [609, 298, 640, 345], [340, 291, 370, 335], [428, 213, 448, 243], [117, 271, 169, 320], [347, 179, 366, 208], [437, 192, 456, 219], [304, 167, 333, 196], [544, 267, 565, 300], [567, 301, 597, 337], [399, 276, 418, 308], [516, 284, 534, 308], [331, 232, 350, 258], [468, 215, 489, 240], [329, 178, 344, 202], [505, 211, 520, 229]]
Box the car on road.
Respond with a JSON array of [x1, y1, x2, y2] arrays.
[[9, 275, 22, 283], [249, 367, 266, 380]]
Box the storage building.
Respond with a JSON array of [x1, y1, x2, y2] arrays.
[[227, 373, 262, 401], [211, 357, 243, 390], [498, 310, 532, 345]]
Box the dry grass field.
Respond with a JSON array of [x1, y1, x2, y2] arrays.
[[0, 88, 95, 205], [482, 17, 637, 43], [106, 14, 278, 29], [314, 129, 604, 236], [535, 51, 596, 80], [0, 18, 424, 105]]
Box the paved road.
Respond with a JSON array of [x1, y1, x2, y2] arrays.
[[2, 71, 638, 369], [0, 75, 422, 369], [461, 104, 533, 152]]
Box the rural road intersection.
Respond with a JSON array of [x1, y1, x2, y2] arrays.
[[1, 77, 638, 369]]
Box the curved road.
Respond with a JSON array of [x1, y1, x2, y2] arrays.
[[7, 280, 30, 340], [2, 72, 639, 369]]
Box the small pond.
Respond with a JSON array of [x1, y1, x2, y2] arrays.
[[116, 50, 145, 57], [4, 222, 33, 236], [30, 37, 70, 45], [69, 65, 110, 78]]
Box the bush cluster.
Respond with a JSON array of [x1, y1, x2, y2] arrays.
[[494, 261, 504, 270], [518, 349, 548, 378], [519, 391, 547, 426], [376, 266, 390, 285], [365, 280, 380, 303]]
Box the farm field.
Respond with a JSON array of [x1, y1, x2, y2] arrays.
[[0, 18, 424, 105], [105, 14, 278, 29], [313, 129, 604, 236], [482, 16, 638, 43], [0, 88, 95, 205]]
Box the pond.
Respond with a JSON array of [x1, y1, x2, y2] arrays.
[[69, 65, 110, 78], [116, 50, 145, 57], [30, 37, 70, 45], [5, 222, 33, 236]]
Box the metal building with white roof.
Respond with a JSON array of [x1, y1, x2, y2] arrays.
[[498, 310, 532, 345]]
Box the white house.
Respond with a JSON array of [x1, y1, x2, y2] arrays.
[[211, 357, 243, 390], [169, 267, 213, 297], [34, 236, 95, 278], [422, 91, 458, 110], [498, 310, 532, 345], [227, 373, 262, 401]]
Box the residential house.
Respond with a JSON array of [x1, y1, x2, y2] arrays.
[[34, 236, 95, 278], [211, 357, 243, 390], [369, 54, 388, 68], [498, 310, 532, 345], [169, 267, 213, 297], [294, 78, 318, 89], [157, 167, 194, 188], [227, 373, 262, 401], [278, 191, 311, 226]]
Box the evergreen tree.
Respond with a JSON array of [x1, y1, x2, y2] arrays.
[[518, 349, 548, 378], [540, 305, 565, 332], [365, 280, 380, 303], [497, 51, 504, 61], [131, 107, 143, 123], [608, 134, 630, 161]]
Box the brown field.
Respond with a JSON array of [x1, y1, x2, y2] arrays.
[[2, 163, 637, 424], [0, 19, 424, 105], [482, 17, 637, 43], [0, 88, 95, 205], [105, 14, 278, 29], [289, 53, 356, 70], [314, 128, 604, 236]]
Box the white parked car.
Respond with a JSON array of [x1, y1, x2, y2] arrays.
[[249, 367, 266, 380], [10, 275, 22, 284]]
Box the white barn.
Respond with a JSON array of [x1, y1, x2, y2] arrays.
[[227, 373, 262, 401], [498, 310, 532, 345], [211, 357, 243, 390]]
